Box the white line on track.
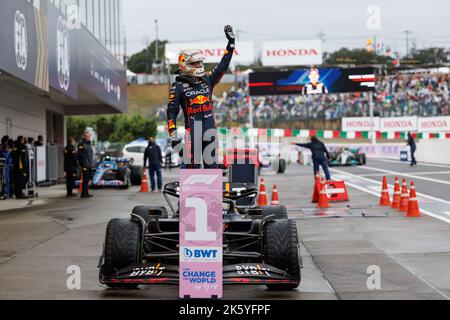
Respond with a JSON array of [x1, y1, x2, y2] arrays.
[[359, 171, 450, 177], [331, 168, 450, 224], [362, 165, 450, 186], [374, 158, 450, 169]]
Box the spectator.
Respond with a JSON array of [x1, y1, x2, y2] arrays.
[[34, 135, 44, 147], [11, 136, 28, 199], [143, 137, 163, 192], [158, 71, 447, 125], [1, 136, 12, 198]]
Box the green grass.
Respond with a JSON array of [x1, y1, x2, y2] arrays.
[[127, 83, 233, 117]]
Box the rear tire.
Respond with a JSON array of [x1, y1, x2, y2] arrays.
[[130, 166, 142, 186], [256, 205, 288, 219], [264, 220, 301, 290], [103, 218, 141, 289]]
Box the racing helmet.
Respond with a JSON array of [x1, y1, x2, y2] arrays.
[[178, 49, 205, 77]]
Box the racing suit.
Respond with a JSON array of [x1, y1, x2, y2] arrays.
[[167, 43, 235, 169]]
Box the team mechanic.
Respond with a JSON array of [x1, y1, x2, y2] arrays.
[[167, 25, 235, 168]]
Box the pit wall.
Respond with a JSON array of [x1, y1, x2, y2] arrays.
[[324, 141, 450, 165]]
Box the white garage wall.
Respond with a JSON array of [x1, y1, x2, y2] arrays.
[[0, 83, 65, 142]]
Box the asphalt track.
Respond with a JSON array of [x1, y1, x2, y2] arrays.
[[0, 159, 450, 300]]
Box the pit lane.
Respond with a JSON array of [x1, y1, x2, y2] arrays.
[[0, 160, 450, 300]]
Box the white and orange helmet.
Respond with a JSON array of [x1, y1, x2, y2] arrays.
[[178, 49, 205, 77]]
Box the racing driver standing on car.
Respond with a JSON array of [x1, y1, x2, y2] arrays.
[[167, 25, 235, 169]]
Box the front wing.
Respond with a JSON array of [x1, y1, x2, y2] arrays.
[[99, 263, 299, 286]]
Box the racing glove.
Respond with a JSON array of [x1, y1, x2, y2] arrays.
[[169, 130, 181, 149], [224, 25, 235, 50]]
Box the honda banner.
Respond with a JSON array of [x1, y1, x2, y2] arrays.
[[380, 117, 418, 132], [179, 169, 223, 299], [418, 116, 450, 132], [165, 42, 255, 65], [342, 117, 380, 132], [261, 40, 323, 67]]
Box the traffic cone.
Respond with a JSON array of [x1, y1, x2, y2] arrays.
[[271, 185, 280, 206], [317, 178, 330, 209], [312, 173, 320, 203], [407, 182, 421, 217], [258, 178, 268, 206], [140, 170, 149, 193], [399, 179, 409, 212], [379, 176, 391, 206], [78, 175, 83, 193], [391, 177, 401, 209]]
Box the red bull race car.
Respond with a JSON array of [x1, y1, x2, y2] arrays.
[[75, 156, 142, 189], [98, 182, 302, 290]]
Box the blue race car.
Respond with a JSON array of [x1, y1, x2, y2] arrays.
[[75, 156, 141, 189]]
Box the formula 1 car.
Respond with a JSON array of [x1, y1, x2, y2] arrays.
[[75, 157, 142, 189], [328, 147, 366, 167], [98, 182, 302, 290]]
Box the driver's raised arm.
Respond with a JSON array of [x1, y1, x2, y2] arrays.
[[209, 25, 236, 88]]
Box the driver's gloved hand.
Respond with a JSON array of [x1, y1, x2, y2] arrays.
[[224, 25, 235, 50]]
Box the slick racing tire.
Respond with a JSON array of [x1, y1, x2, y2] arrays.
[[256, 205, 288, 219], [131, 205, 168, 223], [264, 220, 301, 290], [103, 218, 141, 289], [130, 165, 142, 186]]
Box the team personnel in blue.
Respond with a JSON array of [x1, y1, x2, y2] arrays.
[[295, 136, 332, 181], [167, 25, 235, 169], [1, 136, 12, 198]]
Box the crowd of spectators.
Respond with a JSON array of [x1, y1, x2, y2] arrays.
[[1, 135, 44, 199], [156, 72, 449, 124]]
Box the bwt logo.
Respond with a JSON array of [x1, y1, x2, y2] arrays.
[[182, 247, 220, 261], [184, 175, 218, 185]]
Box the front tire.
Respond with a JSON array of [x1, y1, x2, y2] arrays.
[[102, 218, 141, 289], [130, 166, 142, 186], [264, 220, 301, 290], [256, 205, 288, 219]]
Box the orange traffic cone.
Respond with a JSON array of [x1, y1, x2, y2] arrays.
[[407, 182, 421, 218], [317, 178, 330, 209], [312, 173, 320, 203], [391, 177, 401, 209], [399, 179, 409, 212], [379, 176, 391, 206], [258, 178, 268, 206], [140, 170, 149, 193], [78, 174, 83, 193], [271, 185, 280, 206]]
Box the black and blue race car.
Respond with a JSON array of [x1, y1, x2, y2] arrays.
[[75, 156, 142, 189], [98, 182, 302, 291]]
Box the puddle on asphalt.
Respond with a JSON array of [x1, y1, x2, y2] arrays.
[[287, 206, 389, 219]]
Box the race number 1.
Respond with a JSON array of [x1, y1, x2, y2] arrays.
[[179, 170, 223, 299]]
